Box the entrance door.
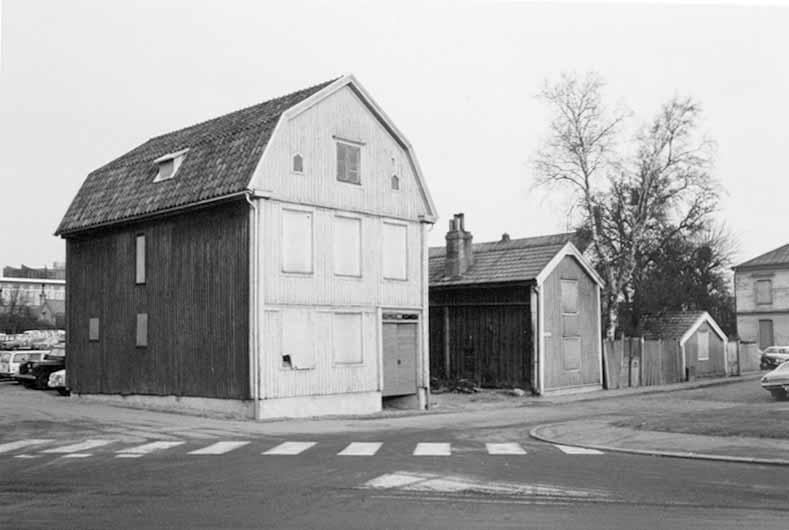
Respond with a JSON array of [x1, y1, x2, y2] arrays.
[[759, 319, 774, 350], [382, 322, 418, 397]]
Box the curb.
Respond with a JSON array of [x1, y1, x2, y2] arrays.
[[529, 423, 789, 467]]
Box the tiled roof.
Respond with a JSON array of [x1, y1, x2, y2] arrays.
[[56, 79, 336, 235], [733, 243, 789, 271], [429, 232, 579, 286], [640, 310, 708, 341]]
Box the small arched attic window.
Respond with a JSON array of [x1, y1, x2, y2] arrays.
[[292, 153, 304, 173], [391, 174, 400, 190], [153, 148, 189, 182]]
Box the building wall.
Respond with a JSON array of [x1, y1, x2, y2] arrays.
[[251, 86, 430, 402], [541, 255, 601, 390], [735, 267, 789, 345], [66, 200, 250, 399], [683, 321, 726, 377]]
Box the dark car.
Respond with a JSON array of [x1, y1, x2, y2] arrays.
[[15, 346, 66, 390], [760, 346, 789, 370]]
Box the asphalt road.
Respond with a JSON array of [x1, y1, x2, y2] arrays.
[[2, 381, 788, 529]]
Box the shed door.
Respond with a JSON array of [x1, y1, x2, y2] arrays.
[[382, 322, 418, 397], [759, 320, 774, 350]]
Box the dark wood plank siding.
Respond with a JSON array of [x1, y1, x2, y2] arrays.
[[429, 284, 533, 388], [65, 200, 250, 399], [542, 256, 601, 390]]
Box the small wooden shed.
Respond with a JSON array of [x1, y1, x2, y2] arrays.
[[641, 311, 727, 378], [429, 214, 604, 395]]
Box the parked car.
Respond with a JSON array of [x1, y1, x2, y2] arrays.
[[760, 346, 789, 370], [0, 351, 47, 380], [761, 361, 789, 400], [47, 369, 70, 396], [15, 346, 66, 390]]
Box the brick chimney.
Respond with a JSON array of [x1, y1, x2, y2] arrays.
[[445, 213, 474, 278]]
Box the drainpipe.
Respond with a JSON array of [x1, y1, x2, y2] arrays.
[[244, 192, 259, 420]]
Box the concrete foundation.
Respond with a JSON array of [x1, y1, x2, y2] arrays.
[[257, 391, 382, 419], [541, 383, 603, 397], [72, 393, 254, 419]]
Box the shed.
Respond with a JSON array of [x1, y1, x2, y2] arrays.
[[641, 311, 727, 378], [429, 214, 603, 395], [55, 75, 436, 419]]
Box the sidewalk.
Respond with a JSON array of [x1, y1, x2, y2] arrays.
[[531, 416, 789, 466]]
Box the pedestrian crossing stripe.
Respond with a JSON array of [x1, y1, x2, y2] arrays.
[[553, 444, 604, 455], [262, 441, 317, 455], [116, 441, 185, 456], [0, 439, 53, 454], [338, 442, 382, 456], [42, 440, 115, 454], [486, 443, 527, 455], [189, 441, 251, 455], [413, 443, 451, 456]]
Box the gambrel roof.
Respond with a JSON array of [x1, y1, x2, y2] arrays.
[[733, 243, 789, 271], [56, 75, 436, 235], [429, 232, 599, 287]]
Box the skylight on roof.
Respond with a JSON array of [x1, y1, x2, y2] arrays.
[[153, 148, 189, 183]]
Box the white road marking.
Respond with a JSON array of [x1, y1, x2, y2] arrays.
[[338, 442, 382, 456], [364, 472, 429, 489], [116, 441, 185, 456], [62, 453, 92, 459], [486, 442, 526, 455], [13, 454, 39, 459], [0, 439, 53, 454], [413, 443, 451, 456], [116, 454, 143, 459], [263, 442, 316, 455], [554, 444, 603, 455], [42, 440, 115, 454], [189, 441, 251, 455]]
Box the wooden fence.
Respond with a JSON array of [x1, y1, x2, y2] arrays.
[[726, 341, 761, 375], [603, 337, 684, 390]]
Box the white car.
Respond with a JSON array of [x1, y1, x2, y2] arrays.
[[0, 351, 47, 380], [47, 369, 70, 396]]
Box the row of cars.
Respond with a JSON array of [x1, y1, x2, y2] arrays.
[[760, 346, 789, 400], [0, 345, 69, 395], [0, 329, 65, 350]]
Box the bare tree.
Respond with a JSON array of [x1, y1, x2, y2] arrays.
[[534, 73, 718, 339]]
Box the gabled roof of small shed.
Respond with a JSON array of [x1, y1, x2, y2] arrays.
[[640, 310, 726, 344], [55, 79, 336, 235], [429, 232, 588, 287]]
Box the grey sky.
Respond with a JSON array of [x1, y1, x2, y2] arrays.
[[0, 0, 786, 271]]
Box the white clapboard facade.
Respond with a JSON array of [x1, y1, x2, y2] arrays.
[[247, 75, 437, 418]]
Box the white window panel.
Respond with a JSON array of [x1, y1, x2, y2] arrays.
[[561, 279, 578, 314], [136, 313, 148, 348], [88, 318, 99, 342], [697, 330, 709, 361], [383, 222, 408, 280], [135, 234, 146, 284], [333, 313, 363, 364], [281, 209, 313, 273], [283, 310, 315, 370], [334, 216, 361, 277]]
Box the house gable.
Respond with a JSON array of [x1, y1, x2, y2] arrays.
[[249, 76, 436, 222]]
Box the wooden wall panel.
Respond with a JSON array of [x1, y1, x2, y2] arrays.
[[542, 256, 601, 390], [684, 322, 726, 377], [65, 200, 249, 399]]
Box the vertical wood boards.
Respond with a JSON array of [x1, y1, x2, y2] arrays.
[[65, 200, 250, 399]]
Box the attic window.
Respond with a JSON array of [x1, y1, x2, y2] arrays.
[[391, 175, 400, 190], [153, 148, 189, 182], [292, 153, 304, 173]]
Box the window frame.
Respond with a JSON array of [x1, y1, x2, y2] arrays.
[[333, 214, 363, 278], [332, 312, 364, 366], [756, 279, 773, 305], [135, 234, 146, 285], [152, 148, 189, 183], [382, 221, 409, 281], [697, 330, 710, 361], [560, 278, 579, 316], [391, 174, 400, 191], [88, 317, 100, 342], [136, 313, 148, 348], [280, 207, 314, 275], [336, 140, 362, 185], [291, 152, 304, 174]]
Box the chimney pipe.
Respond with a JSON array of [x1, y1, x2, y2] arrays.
[[445, 213, 474, 278]]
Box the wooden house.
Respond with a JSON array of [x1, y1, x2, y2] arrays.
[[428, 215, 603, 395], [732, 243, 789, 349], [55, 75, 437, 419], [640, 310, 727, 378]]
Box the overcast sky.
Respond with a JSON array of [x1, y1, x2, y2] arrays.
[[0, 0, 786, 271]]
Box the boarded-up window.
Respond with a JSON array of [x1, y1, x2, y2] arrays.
[[333, 313, 363, 364], [88, 317, 99, 342], [337, 142, 361, 184], [292, 153, 303, 173], [135, 234, 146, 284], [759, 319, 774, 350], [136, 313, 148, 347], [391, 175, 400, 190], [561, 279, 578, 314], [334, 216, 361, 276], [281, 209, 313, 273], [563, 337, 581, 370], [282, 311, 314, 369], [697, 330, 709, 361], [563, 315, 579, 337], [383, 222, 407, 280], [756, 279, 772, 305]]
